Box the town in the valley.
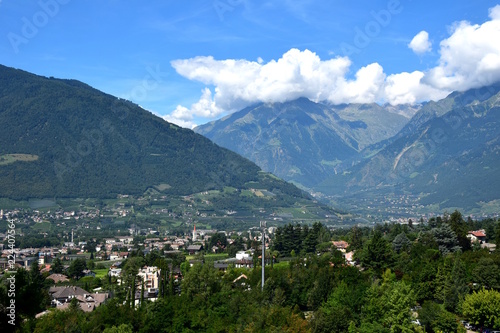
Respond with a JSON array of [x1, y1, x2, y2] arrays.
[[1, 202, 497, 322]]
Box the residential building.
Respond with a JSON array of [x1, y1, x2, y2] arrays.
[[332, 241, 349, 253], [137, 266, 161, 290], [467, 230, 487, 243]]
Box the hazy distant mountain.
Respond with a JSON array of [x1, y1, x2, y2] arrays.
[[195, 98, 411, 188], [317, 83, 500, 212], [0, 65, 305, 201], [329, 103, 417, 150]]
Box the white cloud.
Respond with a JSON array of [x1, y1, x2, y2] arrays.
[[332, 63, 386, 104], [490, 4, 500, 20], [162, 88, 222, 128], [426, 5, 500, 91], [170, 49, 387, 124], [385, 71, 448, 105], [166, 5, 500, 127], [408, 30, 432, 54], [162, 114, 197, 129]]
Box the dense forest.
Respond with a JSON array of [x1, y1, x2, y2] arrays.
[[1, 211, 500, 332], [0, 65, 310, 200]]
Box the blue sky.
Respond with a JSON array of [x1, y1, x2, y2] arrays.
[[1, 0, 499, 128]]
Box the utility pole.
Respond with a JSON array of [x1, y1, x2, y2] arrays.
[[261, 221, 266, 291]]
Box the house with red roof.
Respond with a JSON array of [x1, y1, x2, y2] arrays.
[[332, 240, 349, 253], [467, 230, 487, 243]]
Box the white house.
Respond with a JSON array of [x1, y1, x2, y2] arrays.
[[236, 251, 251, 260], [137, 266, 161, 291]]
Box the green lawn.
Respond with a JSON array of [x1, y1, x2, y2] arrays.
[[278, 207, 318, 219], [186, 253, 229, 262], [203, 253, 228, 261], [93, 268, 108, 279], [32, 222, 52, 231], [93, 260, 120, 268]]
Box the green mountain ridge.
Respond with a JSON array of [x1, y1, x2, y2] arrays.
[[0, 65, 304, 203]]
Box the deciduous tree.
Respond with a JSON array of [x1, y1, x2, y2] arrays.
[[462, 288, 500, 329]]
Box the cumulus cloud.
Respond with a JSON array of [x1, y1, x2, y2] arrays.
[[168, 49, 388, 126], [162, 88, 222, 129], [162, 113, 197, 129], [408, 31, 432, 54], [426, 5, 500, 91], [165, 5, 500, 128], [172, 49, 355, 108], [385, 71, 448, 104]]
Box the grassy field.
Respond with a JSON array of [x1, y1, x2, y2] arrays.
[[32, 222, 52, 231], [0, 153, 38, 165], [93, 268, 109, 279], [0, 198, 30, 209], [203, 253, 229, 261], [241, 190, 255, 197], [154, 183, 172, 191], [94, 260, 121, 268], [186, 253, 229, 262], [223, 187, 237, 194], [278, 207, 318, 219]]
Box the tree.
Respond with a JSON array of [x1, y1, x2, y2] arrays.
[[303, 226, 318, 254], [434, 255, 468, 312], [51, 258, 64, 274], [314, 280, 367, 332], [428, 217, 438, 229], [273, 224, 307, 256], [418, 301, 441, 333], [444, 256, 469, 312], [432, 223, 461, 256], [210, 232, 228, 252], [84, 241, 96, 254], [349, 226, 364, 251], [67, 258, 87, 280], [418, 301, 463, 333], [448, 210, 471, 251], [315, 223, 331, 244], [103, 324, 134, 333], [462, 289, 500, 329], [392, 232, 411, 253], [69, 297, 81, 312], [382, 282, 417, 331], [6, 264, 50, 325], [122, 257, 144, 307], [226, 236, 244, 257], [181, 263, 221, 300], [360, 277, 416, 332], [32, 307, 84, 333], [473, 257, 500, 290], [357, 230, 394, 275], [495, 220, 500, 250]]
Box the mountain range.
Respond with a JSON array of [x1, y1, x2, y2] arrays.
[[196, 85, 500, 215], [319, 84, 500, 214], [0, 65, 305, 206], [3, 63, 498, 216], [195, 98, 415, 188]]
